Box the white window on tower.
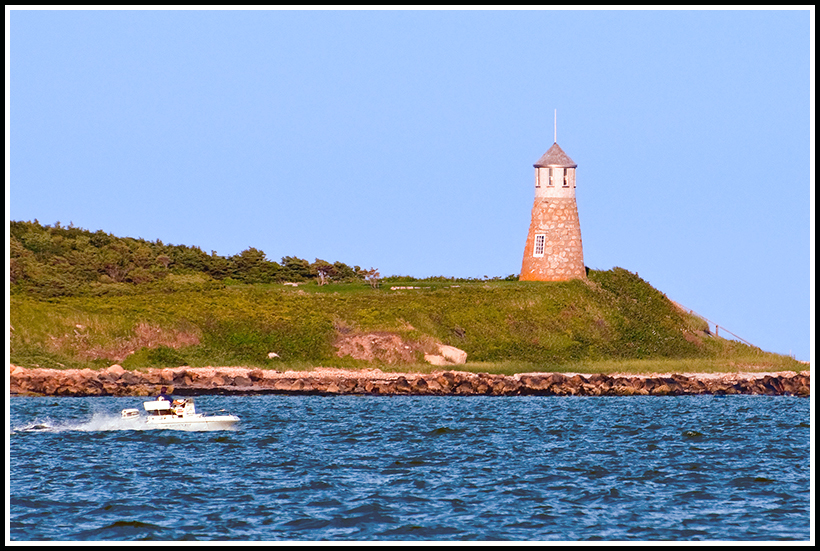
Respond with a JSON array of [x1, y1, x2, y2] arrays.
[[562, 170, 569, 187], [548, 168, 554, 186], [533, 234, 546, 257]]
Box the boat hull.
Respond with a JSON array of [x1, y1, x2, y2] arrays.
[[144, 415, 240, 431]]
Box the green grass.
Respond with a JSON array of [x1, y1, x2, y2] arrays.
[[10, 268, 803, 374]]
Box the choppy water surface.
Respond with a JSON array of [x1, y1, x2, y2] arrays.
[[9, 395, 810, 541]]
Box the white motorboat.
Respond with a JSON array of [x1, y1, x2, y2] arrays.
[[121, 398, 239, 431]]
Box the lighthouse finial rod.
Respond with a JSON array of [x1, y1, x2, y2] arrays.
[[554, 109, 557, 143]]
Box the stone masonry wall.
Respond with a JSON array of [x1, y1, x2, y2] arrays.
[[520, 197, 585, 281], [8, 365, 811, 397]]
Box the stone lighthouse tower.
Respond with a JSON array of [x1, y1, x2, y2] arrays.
[[520, 133, 586, 281]]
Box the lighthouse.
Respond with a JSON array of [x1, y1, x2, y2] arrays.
[[519, 131, 586, 282]]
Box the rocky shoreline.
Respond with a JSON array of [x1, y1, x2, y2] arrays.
[[8, 365, 811, 397]]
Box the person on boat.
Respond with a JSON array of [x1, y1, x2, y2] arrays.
[[157, 387, 174, 404]]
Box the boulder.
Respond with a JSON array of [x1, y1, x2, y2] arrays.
[[424, 354, 450, 366], [439, 345, 467, 365], [159, 369, 176, 384], [490, 377, 519, 396], [99, 364, 126, 383], [107, 364, 126, 376], [272, 379, 296, 391], [209, 374, 230, 387], [233, 375, 252, 387], [453, 381, 475, 395], [762, 376, 783, 394], [120, 370, 143, 385], [394, 376, 412, 393], [142, 370, 162, 384], [424, 378, 444, 393], [435, 371, 455, 389], [424, 345, 467, 366]]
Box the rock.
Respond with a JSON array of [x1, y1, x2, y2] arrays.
[[273, 379, 296, 391], [174, 370, 194, 387], [435, 371, 455, 389], [439, 345, 467, 364], [210, 374, 230, 387], [762, 375, 783, 394], [394, 376, 412, 393], [131, 384, 153, 397], [99, 365, 126, 384], [424, 354, 450, 366], [425, 345, 468, 366], [338, 379, 359, 393], [143, 370, 162, 384], [490, 376, 519, 396], [233, 375, 252, 387], [547, 373, 567, 385], [107, 364, 126, 376], [424, 378, 443, 393], [412, 377, 429, 392], [4, 367, 812, 397], [159, 369, 176, 384], [120, 370, 143, 385], [567, 374, 587, 395], [454, 381, 474, 395]]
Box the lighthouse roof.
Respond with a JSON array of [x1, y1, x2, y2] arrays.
[[534, 142, 577, 168]]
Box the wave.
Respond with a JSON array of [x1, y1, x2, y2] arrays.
[[11, 412, 147, 434]]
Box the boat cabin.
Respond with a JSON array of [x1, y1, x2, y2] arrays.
[[144, 399, 195, 417]]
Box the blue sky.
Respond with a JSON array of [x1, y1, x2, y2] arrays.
[[7, 8, 813, 361]]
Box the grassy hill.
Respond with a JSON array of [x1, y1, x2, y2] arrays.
[[10, 220, 801, 374], [9, 266, 800, 374]]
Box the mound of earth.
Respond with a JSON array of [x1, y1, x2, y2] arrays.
[[333, 332, 425, 364]]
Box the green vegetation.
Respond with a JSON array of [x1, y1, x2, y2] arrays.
[[9, 220, 802, 374], [10, 219, 375, 296]]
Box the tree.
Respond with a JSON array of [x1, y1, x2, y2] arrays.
[[362, 267, 381, 289], [170, 244, 209, 272], [230, 247, 280, 283], [280, 256, 313, 281], [332, 261, 358, 282], [311, 259, 335, 286], [204, 250, 231, 280]]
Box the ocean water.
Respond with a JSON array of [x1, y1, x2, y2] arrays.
[[8, 394, 811, 541]]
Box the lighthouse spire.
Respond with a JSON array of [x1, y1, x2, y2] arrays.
[[554, 109, 557, 143]]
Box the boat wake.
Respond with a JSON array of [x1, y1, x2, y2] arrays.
[[12, 413, 149, 434]]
